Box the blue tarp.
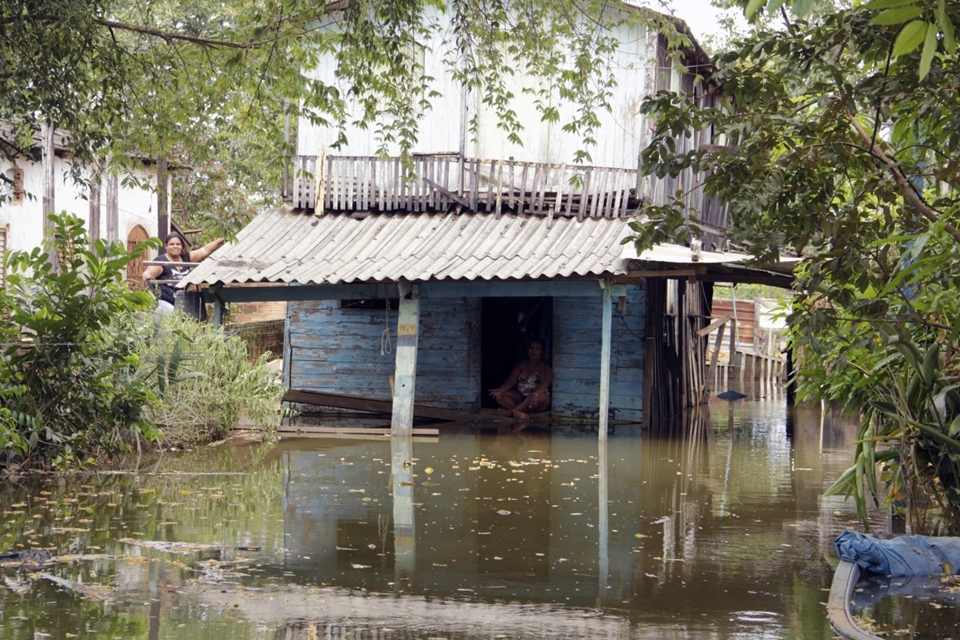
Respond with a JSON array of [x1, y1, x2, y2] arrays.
[[835, 531, 960, 576]]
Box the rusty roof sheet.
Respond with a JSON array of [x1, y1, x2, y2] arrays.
[[182, 207, 641, 287]]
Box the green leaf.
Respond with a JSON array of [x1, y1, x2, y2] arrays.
[[872, 6, 924, 24], [745, 0, 767, 19], [919, 23, 938, 78], [793, 0, 814, 16], [938, 0, 957, 53], [864, 0, 918, 9], [892, 20, 928, 56]]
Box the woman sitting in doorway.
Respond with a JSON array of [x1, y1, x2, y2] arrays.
[[489, 337, 553, 420]]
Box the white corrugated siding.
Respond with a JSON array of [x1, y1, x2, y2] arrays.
[[297, 5, 650, 170]]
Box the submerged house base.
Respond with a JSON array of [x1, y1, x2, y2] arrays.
[[180, 207, 785, 435]]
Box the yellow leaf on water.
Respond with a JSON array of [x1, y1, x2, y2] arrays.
[[634, 533, 648, 539]]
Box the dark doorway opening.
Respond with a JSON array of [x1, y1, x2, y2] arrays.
[[480, 297, 553, 409]]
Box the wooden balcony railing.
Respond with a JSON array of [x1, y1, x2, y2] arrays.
[[293, 153, 640, 219]]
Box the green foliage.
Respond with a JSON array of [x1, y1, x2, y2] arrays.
[[636, 0, 960, 531], [126, 311, 283, 445], [2, 0, 696, 227], [0, 213, 161, 470], [712, 284, 791, 301], [818, 325, 960, 534]]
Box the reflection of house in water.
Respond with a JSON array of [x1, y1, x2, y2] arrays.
[[273, 407, 864, 633]]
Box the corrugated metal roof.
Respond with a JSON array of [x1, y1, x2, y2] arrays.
[[624, 242, 750, 264], [183, 207, 639, 287]]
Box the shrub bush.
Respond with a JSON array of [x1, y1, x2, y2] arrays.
[[127, 311, 283, 445], [0, 214, 160, 470]]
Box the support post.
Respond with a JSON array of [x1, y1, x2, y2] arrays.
[[211, 285, 224, 328], [391, 281, 420, 437], [391, 435, 416, 576], [599, 279, 613, 439]]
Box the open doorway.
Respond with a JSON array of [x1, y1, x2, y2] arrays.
[[480, 297, 553, 408]]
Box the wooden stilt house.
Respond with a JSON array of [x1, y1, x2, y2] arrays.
[[180, 4, 791, 434]]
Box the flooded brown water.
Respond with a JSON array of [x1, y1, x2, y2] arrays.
[[1, 396, 872, 639]]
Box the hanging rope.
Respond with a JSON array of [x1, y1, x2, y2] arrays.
[[380, 299, 393, 356]]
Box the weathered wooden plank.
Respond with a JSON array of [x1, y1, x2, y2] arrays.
[[422, 177, 470, 208], [326, 154, 335, 212], [330, 155, 338, 210], [517, 163, 528, 214], [389, 157, 397, 210], [603, 169, 614, 217], [590, 168, 602, 218], [553, 163, 566, 219], [277, 424, 439, 436], [360, 157, 368, 210], [284, 390, 474, 422], [315, 151, 326, 214], [402, 158, 411, 211], [485, 160, 496, 212], [530, 164, 542, 214], [470, 158, 479, 212], [425, 157, 434, 210], [440, 158, 450, 209], [537, 164, 549, 213], [611, 170, 625, 218], [495, 160, 503, 218], [350, 157, 358, 210], [565, 172, 578, 215], [416, 157, 424, 212], [579, 168, 592, 220]]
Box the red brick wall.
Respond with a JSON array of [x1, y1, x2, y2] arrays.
[[228, 301, 287, 324]]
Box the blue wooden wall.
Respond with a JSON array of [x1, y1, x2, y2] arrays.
[[288, 297, 481, 411], [552, 285, 646, 421], [287, 284, 646, 421]]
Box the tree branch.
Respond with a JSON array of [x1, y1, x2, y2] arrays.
[[96, 18, 253, 49], [844, 106, 960, 246]]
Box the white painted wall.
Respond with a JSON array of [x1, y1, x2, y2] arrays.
[[298, 5, 654, 170], [0, 154, 158, 257]]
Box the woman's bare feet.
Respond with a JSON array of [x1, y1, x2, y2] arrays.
[[512, 410, 530, 420]]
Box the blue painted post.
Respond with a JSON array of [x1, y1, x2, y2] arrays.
[[598, 438, 609, 601], [392, 434, 416, 575], [391, 281, 420, 436], [599, 279, 613, 439]]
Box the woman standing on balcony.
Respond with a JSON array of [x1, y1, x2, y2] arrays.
[[142, 232, 224, 313]]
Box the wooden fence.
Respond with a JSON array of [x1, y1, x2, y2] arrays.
[[704, 299, 787, 394], [293, 153, 640, 219]]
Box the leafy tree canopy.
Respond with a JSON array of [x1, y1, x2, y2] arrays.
[[636, 0, 960, 532], [2, 0, 690, 236]]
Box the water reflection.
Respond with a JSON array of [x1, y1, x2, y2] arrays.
[[0, 399, 874, 638]]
